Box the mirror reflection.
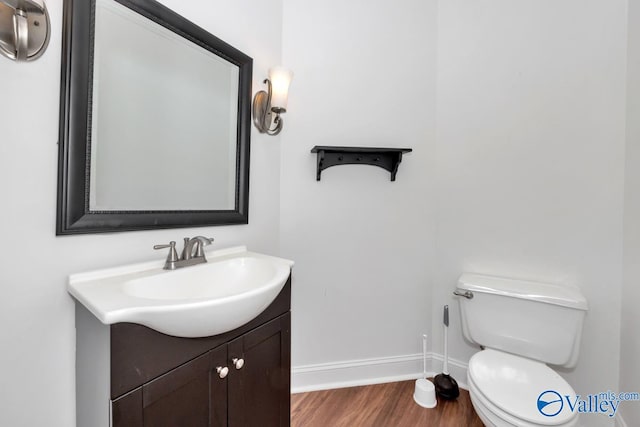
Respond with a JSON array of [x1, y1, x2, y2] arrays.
[[90, 0, 238, 211]]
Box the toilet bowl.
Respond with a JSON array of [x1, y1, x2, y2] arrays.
[[454, 274, 588, 427], [467, 349, 578, 427]]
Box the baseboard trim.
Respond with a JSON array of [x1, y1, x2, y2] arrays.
[[292, 353, 469, 394]]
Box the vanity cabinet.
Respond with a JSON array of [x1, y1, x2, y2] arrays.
[[75, 277, 291, 427], [111, 314, 290, 427]]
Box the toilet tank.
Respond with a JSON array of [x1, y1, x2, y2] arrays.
[[456, 273, 588, 368]]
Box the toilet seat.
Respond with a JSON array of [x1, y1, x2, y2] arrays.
[[468, 349, 578, 426]]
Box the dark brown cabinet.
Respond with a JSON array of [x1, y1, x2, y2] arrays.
[[112, 347, 226, 427], [73, 277, 292, 427], [228, 315, 291, 426], [111, 314, 290, 427]]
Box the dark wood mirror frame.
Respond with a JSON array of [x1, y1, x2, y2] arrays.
[[57, 0, 252, 235]]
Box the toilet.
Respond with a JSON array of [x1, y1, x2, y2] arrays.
[[455, 273, 588, 427]]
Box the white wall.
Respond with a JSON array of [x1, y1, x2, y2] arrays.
[[281, 3, 631, 414], [620, 0, 640, 425], [434, 2, 627, 426], [280, 0, 438, 385], [1, 0, 634, 424], [0, 1, 282, 425]]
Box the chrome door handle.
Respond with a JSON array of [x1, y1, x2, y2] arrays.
[[0, 0, 50, 62]]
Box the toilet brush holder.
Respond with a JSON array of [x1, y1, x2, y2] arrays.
[[414, 378, 437, 408]]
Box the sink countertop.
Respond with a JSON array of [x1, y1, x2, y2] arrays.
[[68, 246, 294, 337]]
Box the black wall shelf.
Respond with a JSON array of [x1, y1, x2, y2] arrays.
[[310, 146, 412, 181]]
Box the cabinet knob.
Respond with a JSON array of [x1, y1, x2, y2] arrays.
[[216, 366, 229, 379], [232, 358, 245, 370]]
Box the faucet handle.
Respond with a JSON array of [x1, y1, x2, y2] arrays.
[[154, 241, 179, 269], [153, 241, 176, 251]]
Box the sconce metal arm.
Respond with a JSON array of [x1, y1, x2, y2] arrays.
[[252, 79, 284, 136]]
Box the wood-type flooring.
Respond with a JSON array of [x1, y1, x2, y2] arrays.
[[291, 380, 484, 427]]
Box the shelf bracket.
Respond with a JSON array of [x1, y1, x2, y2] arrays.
[[310, 146, 412, 181]]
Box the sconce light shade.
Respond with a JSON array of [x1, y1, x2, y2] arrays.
[[252, 66, 293, 136], [268, 67, 293, 111]]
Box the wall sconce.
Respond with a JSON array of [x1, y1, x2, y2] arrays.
[[252, 67, 293, 136], [0, 0, 50, 62]]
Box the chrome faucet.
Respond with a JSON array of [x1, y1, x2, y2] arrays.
[[154, 236, 214, 270]]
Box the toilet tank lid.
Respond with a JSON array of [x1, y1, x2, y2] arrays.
[[457, 273, 588, 311]]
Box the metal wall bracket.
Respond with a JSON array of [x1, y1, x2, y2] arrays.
[[252, 79, 284, 136], [0, 0, 49, 62], [310, 146, 412, 181]]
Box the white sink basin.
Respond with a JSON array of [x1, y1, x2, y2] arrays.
[[68, 246, 294, 338]]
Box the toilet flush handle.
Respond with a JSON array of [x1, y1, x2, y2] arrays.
[[453, 289, 473, 299]]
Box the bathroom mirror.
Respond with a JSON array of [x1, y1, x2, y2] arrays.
[[57, 0, 252, 234]]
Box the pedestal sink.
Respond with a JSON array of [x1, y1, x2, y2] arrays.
[[68, 246, 294, 338]]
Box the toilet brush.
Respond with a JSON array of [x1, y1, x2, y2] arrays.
[[413, 334, 437, 408], [434, 305, 459, 400]]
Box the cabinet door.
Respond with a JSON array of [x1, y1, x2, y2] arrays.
[[228, 313, 291, 427], [112, 388, 143, 427], [139, 346, 228, 427], [209, 345, 229, 427]]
